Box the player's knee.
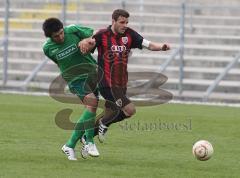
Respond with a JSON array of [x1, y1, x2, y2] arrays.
[[123, 104, 136, 117], [84, 93, 98, 109], [128, 107, 136, 116]]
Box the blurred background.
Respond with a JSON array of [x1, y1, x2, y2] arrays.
[[0, 0, 240, 103]]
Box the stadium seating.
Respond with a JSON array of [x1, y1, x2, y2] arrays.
[[0, 0, 240, 102]]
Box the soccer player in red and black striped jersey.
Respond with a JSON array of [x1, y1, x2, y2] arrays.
[[79, 9, 170, 142]]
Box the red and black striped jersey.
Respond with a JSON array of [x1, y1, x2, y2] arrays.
[[93, 25, 143, 88]]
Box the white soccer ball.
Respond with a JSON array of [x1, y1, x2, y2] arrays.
[[192, 140, 214, 161]]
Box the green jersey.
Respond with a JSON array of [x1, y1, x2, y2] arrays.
[[42, 24, 97, 83]]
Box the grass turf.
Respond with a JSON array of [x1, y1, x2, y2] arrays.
[[0, 93, 239, 178]]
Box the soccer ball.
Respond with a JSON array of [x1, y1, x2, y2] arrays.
[[192, 140, 214, 161]]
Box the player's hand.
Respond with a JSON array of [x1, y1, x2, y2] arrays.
[[78, 39, 89, 54], [78, 38, 95, 54], [161, 44, 170, 51]]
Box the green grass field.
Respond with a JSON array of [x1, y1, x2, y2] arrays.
[[0, 93, 239, 178]]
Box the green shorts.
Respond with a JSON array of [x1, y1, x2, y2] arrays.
[[68, 77, 98, 101]]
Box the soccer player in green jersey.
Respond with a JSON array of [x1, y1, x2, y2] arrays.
[[42, 17, 99, 160]]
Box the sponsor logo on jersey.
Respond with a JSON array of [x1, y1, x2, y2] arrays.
[[56, 44, 78, 60], [111, 45, 126, 52]]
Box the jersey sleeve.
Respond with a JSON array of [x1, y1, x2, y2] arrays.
[[129, 29, 144, 49], [42, 43, 58, 64], [68, 24, 94, 38], [91, 30, 103, 53]]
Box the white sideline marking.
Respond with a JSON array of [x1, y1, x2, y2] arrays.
[[0, 90, 49, 97], [169, 100, 240, 108], [0, 90, 240, 108]]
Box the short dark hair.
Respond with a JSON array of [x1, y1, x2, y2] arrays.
[[42, 17, 63, 37], [112, 9, 130, 21]]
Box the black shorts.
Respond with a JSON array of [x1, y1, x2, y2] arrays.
[[99, 87, 131, 109]]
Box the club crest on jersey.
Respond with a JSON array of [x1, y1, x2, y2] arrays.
[[122, 37, 128, 44], [115, 99, 123, 107]]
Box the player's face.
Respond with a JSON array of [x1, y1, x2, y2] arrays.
[[51, 28, 64, 44], [113, 16, 128, 34]]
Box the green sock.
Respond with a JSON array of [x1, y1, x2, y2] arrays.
[[66, 109, 95, 148], [83, 110, 96, 144]]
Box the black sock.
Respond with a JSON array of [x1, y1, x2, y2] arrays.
[[93, 107, 119, 136], [111, 110, 129, 124], [94, 106, 130, 136], [101, 109, 119, 127]]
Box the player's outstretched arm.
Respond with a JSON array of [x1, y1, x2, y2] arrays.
[[143, 39, 170, 51], [78, 37, 96, 54], [149, 42, 170, 51]]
